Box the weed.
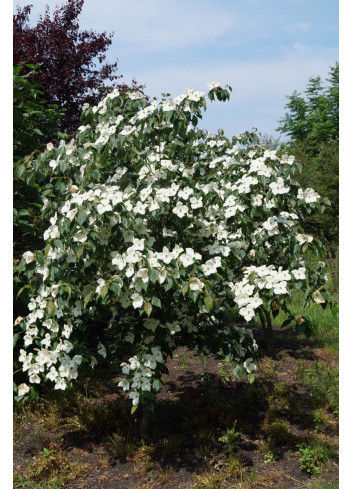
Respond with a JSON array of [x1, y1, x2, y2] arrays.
[[217, 359, 233, 384], [14, 442, 87, 489], [260, 358, 278, 380], [105, 432, 136, 460], [193, 471, 225, 489], [296, 441, 333, 475], [226, 454, 247, 479], [273, 382, 291, 397], [263, 417, 294, 446], [174, 352, 188, 371], [133, 442, 155, 473], [218, 421, 241, 453], [155, 464, 175, 485], [66, 398, 130, 436], [155, 434, 186, 457], [264, 451, 279, 464], [297, 361, 339, 414]]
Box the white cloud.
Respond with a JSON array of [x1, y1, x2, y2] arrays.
[[14, 0, 237, 53], [122, 45, 337, 102], [120, 45, 337, 136], [83, 0, 238, 53]]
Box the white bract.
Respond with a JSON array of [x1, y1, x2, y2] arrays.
[[17, 82, 329, 409]]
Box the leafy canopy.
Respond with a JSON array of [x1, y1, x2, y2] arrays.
[[15, 83, 331, 410], [13, 0, 143, 133], [276, 63, 339, 250]]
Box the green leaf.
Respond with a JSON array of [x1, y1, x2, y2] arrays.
[[282, 316, 293, 327], [148, 269, 159, 284], [36, 251, 45, 266], [84, 291, 93, 310], [42, 448, 50, 458], [100, 284, 109, 300], [248, 373, 255, 384], [13, 333, 20, 349], [110, 282, 121, 296], [131, 405, 138, 414], [144, 302, 152, 317], [204, 294, 214, 312], [153, 379, 162, 392], [77, 245, 85, 261], [181, 284, 189, 296], [46, 300, 56, 318], [17, 284, 30, 298], [164, 278, 173, 291], [30, 387, 39, 401], [76, 210, 87, 226], [151, 296, 162, 308]]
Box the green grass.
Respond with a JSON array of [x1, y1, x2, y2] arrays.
[[270, 289, 338, 353], [297, 361, 339, 414]]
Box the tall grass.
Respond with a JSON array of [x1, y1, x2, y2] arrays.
[[269, 289, 339, 354]]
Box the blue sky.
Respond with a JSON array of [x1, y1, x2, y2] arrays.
[[13, 0, 338, 138]]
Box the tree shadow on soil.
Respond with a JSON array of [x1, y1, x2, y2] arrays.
[[58, 327, 322, 473]]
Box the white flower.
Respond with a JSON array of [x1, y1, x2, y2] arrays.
[[158, 246, 174, 264], [90, 356, 98, 368], [207, 81, 221, 90], [120, 125, 136, 136], [162, 99, 175, 111], [296, 234, 313, 246], [22, 251, 35, 264], [179, 248, 201, 267], [269, 177, 290, 195], [17, 383, 30, 396], [97, 342, 107, 358], [29, 374, 41, 384], [151, 346, 163, 363], [312, 290, 325, 304], [244, 358, 256, 373], [73, 231, 87, 243], [273, 281, 288, 295], [41, 333, 52, 348], [136, 268, 149, 283], [134, 201, 148, 215], [129, 391, 140, 406], [188, 90, 204, 101], [111, 251, 126, 270], [201, 257, 222, 276], [131, 293, 143, 309], [128, 91, 143, 100], [129, 357, 141, 370], [292, 268, 306, 280], [189, 277, 204, 291], [54, 378, 67, 390], [172, 202, 188, 218], [118, 378, 130, 391], [46, 367, 59, 382], [44, 225, 60, 240], [298, 188, 320, 203]]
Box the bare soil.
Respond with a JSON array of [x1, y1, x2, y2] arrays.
[[13, 326, 339, 489]]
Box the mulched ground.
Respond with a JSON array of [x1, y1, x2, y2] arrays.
[[13, 326, 339, 489]]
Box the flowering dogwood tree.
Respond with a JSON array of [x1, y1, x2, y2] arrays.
[[15, 82, 332, 413]]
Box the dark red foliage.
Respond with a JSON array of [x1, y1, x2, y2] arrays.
[[14, 0, 144, 133]]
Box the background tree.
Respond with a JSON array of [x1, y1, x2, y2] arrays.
[[13, 0, 143, 133], [13, 63, 65, 162], [277, 63, 339, 255], [14, 63, 68, 325]]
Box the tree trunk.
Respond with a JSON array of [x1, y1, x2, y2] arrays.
[[259, 308, 274, 352], [140, 406, 153, 439]]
